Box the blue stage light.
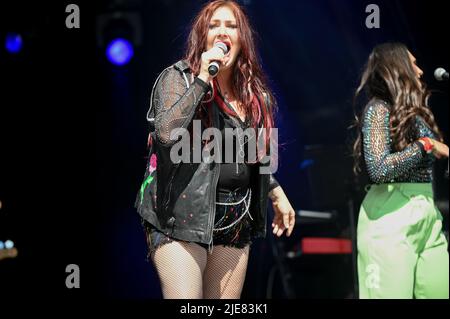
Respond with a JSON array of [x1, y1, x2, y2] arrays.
[[5, 33, 23, 54], [4, 240, 14, 249], [106, 38, 134, 66], [299, 159, 314, 170]]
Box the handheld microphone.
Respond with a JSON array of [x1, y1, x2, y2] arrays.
[[208, 42, 229, 77], [434, 67, 449, 81]]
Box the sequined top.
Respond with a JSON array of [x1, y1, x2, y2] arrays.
[[362, 99, 436, 184]]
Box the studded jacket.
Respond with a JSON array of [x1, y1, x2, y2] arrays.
[[136, 60, 279, 245]]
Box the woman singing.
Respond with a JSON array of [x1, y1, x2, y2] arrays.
[[136, 0, 295, 299]]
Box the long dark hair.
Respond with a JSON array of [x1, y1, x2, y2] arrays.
[[352, 42, 443, 174], [184, 0, 276, 151]]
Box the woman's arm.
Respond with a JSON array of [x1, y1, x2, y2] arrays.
[[268, 174, 280, 194], [153, 67, 210, 146], [269, 184, 295, 237], [362, 102, 426, 183]]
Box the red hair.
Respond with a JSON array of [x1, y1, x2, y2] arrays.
[[184, 0, 276, 152]]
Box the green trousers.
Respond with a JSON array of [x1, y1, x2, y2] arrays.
[[357, 183, 449, 299]]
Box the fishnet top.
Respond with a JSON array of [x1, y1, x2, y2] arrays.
[[362, 100, 435, 184], [153, 66, 210, 145]]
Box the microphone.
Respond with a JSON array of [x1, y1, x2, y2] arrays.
[[208, 42, 229, 77], [434, 67, 449, 81], [434, 67, 450, 178]]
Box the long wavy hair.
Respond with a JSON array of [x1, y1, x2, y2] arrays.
[[184, 0, 276, 152], [351, 42, 443, 174]]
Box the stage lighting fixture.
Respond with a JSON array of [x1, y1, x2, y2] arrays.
[[96, 11, 142, 67], [106, 38, 134, 66], [4, 240, 14, 249], [5, 32, 23, 54]]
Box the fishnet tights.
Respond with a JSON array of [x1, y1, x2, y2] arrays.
[[151, 240, 249, 299]]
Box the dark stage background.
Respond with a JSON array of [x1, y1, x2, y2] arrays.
[[0, 0, 448, 300]]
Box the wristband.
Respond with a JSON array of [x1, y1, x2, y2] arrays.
[[419, 137, 434, 154]]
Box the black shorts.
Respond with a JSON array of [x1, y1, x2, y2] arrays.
[[143, 188, 253, 257]]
